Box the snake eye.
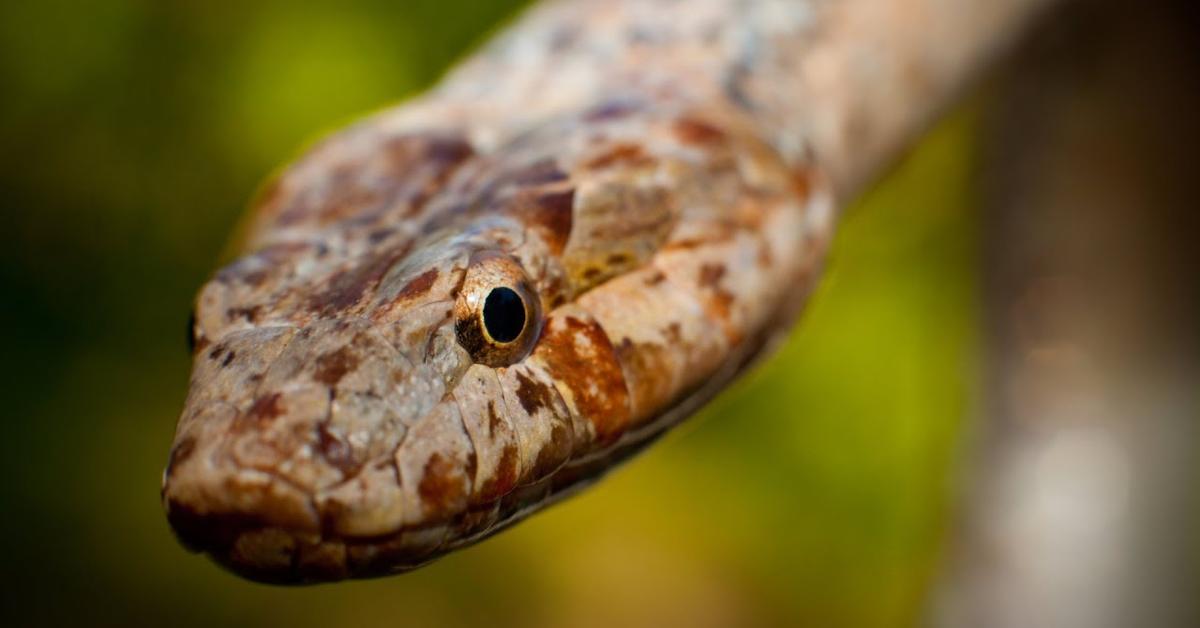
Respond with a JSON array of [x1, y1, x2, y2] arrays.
[[455, 253, 542, 367], [482, 287, 526, 343]]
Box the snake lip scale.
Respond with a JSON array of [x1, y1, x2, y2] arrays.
[[162, 0, 836, 583]]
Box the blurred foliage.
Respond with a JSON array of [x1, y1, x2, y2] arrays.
[[0, 1, 980, 626]]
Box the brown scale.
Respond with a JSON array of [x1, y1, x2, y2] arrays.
[[527, 304, 630, 448]]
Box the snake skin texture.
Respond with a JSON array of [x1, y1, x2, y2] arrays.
[[163, 0, 1048, 582]]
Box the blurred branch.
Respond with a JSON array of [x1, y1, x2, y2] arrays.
[[771, 0, 1062, 198], [935, 1, 1200, 626]]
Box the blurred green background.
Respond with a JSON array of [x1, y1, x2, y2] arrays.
[[0, 1, 979, 626]]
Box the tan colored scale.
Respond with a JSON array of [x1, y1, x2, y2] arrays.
[[164, 0, 839, 583]]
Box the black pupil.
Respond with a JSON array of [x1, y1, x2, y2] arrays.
[[482, 287, 526, 343]]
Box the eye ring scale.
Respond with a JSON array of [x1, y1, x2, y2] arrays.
[[454, 252, 542, 367]]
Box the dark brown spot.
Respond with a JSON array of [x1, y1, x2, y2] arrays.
[[663, 322, 683, 344], [699, 263, 727, 288], [486, 401, 503, 437], [221, 350, 236, 368], [243, 393, 285, 428], [532, 423, 570, 476], [606, 253, 631, 266], [317, 424, 359, 477], [477, 444, 519, 502], [791, 166, 813, 201], [418, 453, 465, 517], [313, 347, 360, 386], [396, 268, 439, 301], [514, 188, 574, 255], [644, 270, 667, 286], [674, 117, 728, 145], [514, 370, 556, 415], [420, 136, 476, 169], [208, 345, 225, 361], [309, 245, 409, 316], [582, 267, 602, 281], [697, 263, 736, 323], [665, 238, 700, 250], [584, 143, 654, 170], [534, 314, 632, 444]]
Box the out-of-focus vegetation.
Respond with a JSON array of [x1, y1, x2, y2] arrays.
[[0, 1, 979, 626]]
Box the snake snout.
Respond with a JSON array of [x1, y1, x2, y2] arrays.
[[162, 314, 475, 582]]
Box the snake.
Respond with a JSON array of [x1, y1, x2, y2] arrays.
[[161, 0, 1035, 583]]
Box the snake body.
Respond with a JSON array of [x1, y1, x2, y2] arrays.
[[163, 0, 839, 583]]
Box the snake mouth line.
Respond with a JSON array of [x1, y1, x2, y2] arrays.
[[165, 469, 565, 584]]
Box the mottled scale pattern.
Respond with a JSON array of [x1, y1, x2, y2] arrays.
[[163, 0, 837, 583]]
